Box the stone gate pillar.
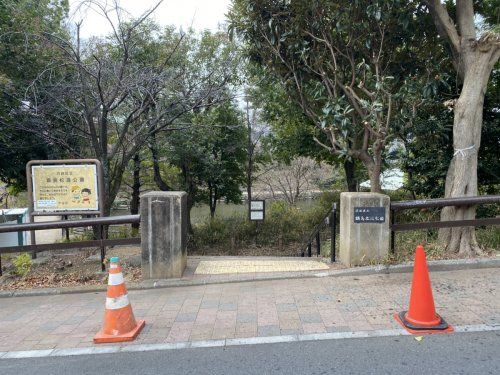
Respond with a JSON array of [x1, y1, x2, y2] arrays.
[[339, 192, 390, 267], [140, 191, 187, 279]]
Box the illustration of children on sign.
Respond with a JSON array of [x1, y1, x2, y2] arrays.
[[81, 188, 92, 204], [71, 186, 81, 203]]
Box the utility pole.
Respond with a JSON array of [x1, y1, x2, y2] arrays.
[[246, 98, 253, 221]]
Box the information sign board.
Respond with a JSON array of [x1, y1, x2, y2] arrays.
[[31, 164, 100, 212], [353, 207, 385, 223], [249, 199, 265, 221]]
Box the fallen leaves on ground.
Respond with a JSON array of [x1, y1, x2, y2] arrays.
[[0, 247, 142, 290]]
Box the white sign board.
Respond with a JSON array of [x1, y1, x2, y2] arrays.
[[250, 211, 264, 220], [249, 200, 265, 221], [251, 201, 264, 210]]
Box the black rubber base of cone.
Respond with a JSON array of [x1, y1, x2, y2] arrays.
[[398, 311, 449, 331]]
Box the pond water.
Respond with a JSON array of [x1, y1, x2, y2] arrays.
[[190, 199, 319, 224], [111, 198, 320, 224]]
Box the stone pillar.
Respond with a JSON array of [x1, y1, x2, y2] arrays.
[[339, 192, 390, 267], [140, 192, 187, 279]]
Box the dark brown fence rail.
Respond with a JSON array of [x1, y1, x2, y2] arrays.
[[390, 195, 500, 253], [0, 215, 140, 275], [300, 203, 338, 263]]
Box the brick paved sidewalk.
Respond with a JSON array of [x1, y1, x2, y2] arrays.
[[0, 268, 498, 352]]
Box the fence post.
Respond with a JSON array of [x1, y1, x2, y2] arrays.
[[316, 231, 320, 256], [331, 203, 337, 263], [339, 192, 390, 266], [98, 224, 106, 272], [64, 215, 70, 241], [307, 243, 312, 257], [140, 192, 187, 279], [30, 218, 36, 260]]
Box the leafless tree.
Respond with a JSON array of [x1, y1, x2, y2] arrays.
[[20, 0, 236, 214], [258, 157, 325, 205]]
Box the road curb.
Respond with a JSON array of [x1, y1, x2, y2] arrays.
[[1, 324, 499, 359], [1, 256, 499, 298], [320, 257, 500, 277]]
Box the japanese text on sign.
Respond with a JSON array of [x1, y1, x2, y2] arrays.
[[353, 207, 385, 223], [32, 164, 99, 212], [250, 201, 264, 210]]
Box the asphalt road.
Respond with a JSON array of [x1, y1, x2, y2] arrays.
[[1, 331, 499, 375]]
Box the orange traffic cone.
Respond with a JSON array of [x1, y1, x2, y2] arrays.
[[94, 257, 145, 343], [394, 245, 453, 334]]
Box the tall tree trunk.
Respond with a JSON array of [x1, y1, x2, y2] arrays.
[[370, 146, 383, 194], [100, 158, 111, 217], [105, 162, 128, 218], [343, 159, 357, 192], [130, 153, 141, 230], [350, 149, 382, 193], [149, 132, 172, 191], [368, 167, 382, 193], [361, 158, 382, 193], [210, 200, 217, 218], [246, 164, 252, 219], [425, 0, 500, 255], [182, 164, 195, 235], [208, 182, 217, 219], [186, 192, 194, 235], [438, 50, 498, 255]]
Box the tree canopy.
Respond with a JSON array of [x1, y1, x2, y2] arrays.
[[0, 0, 70, 191], [228, 0, 443, 192]]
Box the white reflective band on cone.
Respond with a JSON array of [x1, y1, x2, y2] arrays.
[[110, 264, 119, 269], [108, 273, 124, 286], [106, 294, 130, 310]]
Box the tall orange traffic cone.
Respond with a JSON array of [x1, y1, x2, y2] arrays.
[[94, 257, 145, 343], [394, 245, 453, 334]]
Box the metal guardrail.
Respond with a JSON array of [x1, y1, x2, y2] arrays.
[[390, 195, 500, 253], [0, 215, 141, 275], [301, 203, 338, 263], [0, 215, 140, 233]]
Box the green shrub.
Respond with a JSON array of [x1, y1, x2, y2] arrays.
[[387, 190, 415, 202], [109, 225, 139, 239], [191, 195, 340, 252], [316, 191, 341, 210], [476, 227, 500, 252], [193, 216, 232, 246], [13, 253, 32, 277]]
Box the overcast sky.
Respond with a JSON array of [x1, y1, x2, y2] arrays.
[[69, 0, 232, 38]]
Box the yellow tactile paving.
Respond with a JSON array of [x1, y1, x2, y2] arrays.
[[194, 259, 330, 275]]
